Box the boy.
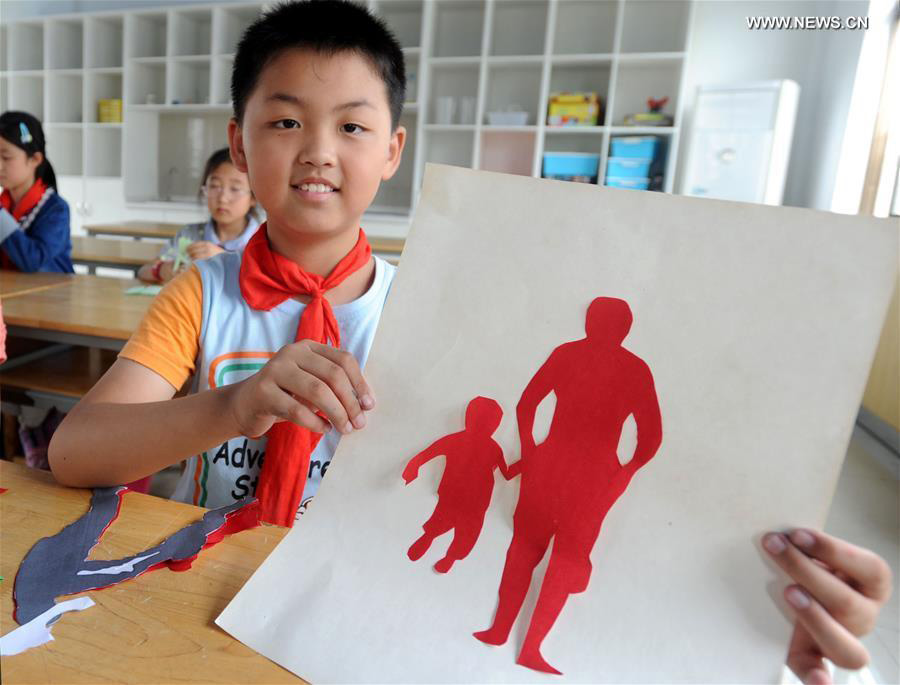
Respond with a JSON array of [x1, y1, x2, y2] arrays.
[[48, 2, 890, 683], [403, 395, 513, 573]]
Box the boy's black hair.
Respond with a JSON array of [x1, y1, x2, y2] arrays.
[[0, 111, 57, 190], [231, 0, 406, 129]]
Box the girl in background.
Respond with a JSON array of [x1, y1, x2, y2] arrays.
[[0, 111, 73, 273], [139, 147, 259, 283]]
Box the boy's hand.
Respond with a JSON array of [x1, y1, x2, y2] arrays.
[[187, 241, 225, 260], [762, 529, 892, 684], [227, 340, 375, 439]]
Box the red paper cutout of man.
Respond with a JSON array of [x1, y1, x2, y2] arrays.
[[474, 297, 663, 675], [403, 396, 515, 573]]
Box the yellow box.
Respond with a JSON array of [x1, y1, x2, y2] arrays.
[[97, 98, 123, 123], [547, 92, 601, 127]]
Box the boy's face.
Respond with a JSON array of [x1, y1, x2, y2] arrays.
[[228, 49, 405, 243]]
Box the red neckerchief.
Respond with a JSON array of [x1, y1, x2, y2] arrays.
[[238, 222, 372, 526], [1, 179, 48, 271]]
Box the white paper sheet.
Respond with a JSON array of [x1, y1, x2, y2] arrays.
[[0, 597, 95, 656], [217, 165, 898, 683]]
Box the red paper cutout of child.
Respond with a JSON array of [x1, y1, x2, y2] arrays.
[[474, 296, 663, 675], [403, 396, 516, 573]]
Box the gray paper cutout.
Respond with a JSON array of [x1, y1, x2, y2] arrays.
[[14, 487, 253, 624]]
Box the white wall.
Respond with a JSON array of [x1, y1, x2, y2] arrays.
[[678, 0, 869, 210]]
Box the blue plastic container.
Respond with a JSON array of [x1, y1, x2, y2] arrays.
[[609, 136, 660, 159], [606, 157, 652, 178], [542, 152, 601, 178], [606, 177, 650, 190]]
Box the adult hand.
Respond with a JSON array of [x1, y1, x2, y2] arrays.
[[762, 529, 892, 684]]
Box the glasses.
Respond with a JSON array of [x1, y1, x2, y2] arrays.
[[202, 183, 252, 199]]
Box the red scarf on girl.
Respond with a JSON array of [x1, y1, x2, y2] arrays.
[[0, 179, 48, 271], [239, 222, 372, 526]]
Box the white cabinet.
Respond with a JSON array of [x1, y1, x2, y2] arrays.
[[681, 80, 799, 205], [2, 0, 695, 237]]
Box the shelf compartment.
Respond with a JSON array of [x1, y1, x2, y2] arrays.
[[171, 58, 211, 105], [425, 130, 475, 169], [0, 26, 7, 72], [0, 77, 8, 111], [86, 126, 122, 177], [405, 50, 421, 107], [483, 63, 542, 126], [553, 0, 617, 55], [490, 0, 548, 56], [128, 61, 166, 105], [372, 109, 417, 213], [47, 73, 83, 123], [155, 111, 229, 202], [7, 74, 43, 119], [86, 16, 124, 68], [211, 55, 234, 106], [479, 130, 536, 176], [128, 12, 167, 59], [620, 0, 690, 54], [85, 71, 123, 123], [376, 1, 423, 49], [543, 130, 606, 156], [428, 64, 480, 125], [433, 1, 486, 58], [45, 125, 83, 176], [547, 62, 612, 125], [46, 19, 83, 70], [9, 22, 44, 71], [218, 5, 261, 54], [172, 9, 213, 57], [611, 61, 682, 126]]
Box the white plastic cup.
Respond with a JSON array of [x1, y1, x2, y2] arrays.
[[435, 96, 457, 125]]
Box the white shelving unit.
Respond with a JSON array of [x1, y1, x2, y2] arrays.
[[1, 0, 693, 236]]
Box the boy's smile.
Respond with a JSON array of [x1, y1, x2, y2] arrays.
[[229, 48, 405, 269]]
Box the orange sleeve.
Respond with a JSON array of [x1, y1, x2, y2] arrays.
[[119, 266, 203, 389]]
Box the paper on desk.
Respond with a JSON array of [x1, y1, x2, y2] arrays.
[[125, 285, 162, 296], [217, 165, 898, 683], [0, 596, 95, 656]]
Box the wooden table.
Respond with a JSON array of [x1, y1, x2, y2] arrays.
[[0, 461, 299, 684], [85, 222, 180, 241], [0, 271, 76, 299], [71, 236, 161, 275], [0, 347, 118, 400], [2, 274, 154, 350]]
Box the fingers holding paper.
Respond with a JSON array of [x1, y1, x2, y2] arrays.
[[762, 529, 892, 683], [228, 340, 374, 438]]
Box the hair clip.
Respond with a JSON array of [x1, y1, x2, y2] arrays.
[[19, 122, 33, 144]]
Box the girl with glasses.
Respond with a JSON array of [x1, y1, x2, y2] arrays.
[[140, 147, 260, 283]]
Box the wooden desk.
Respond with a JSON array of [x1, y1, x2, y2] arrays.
[[2, 275, 153, 350], [71, 236, 161, 274], [0, 347, 117, 399], [0, 461, 298, 684], [0, 271, 76, 299], [85, 222, 180, 241]]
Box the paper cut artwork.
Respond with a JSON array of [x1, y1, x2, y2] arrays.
[[405, 297, 662, 675], [474, 297, 662, 674], [13, 487, 260, 625], [403, 396, 515, 573]]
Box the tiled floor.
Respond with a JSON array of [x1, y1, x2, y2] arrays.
[[148, 427, 900, 683], [825, 427, 899, 685]]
